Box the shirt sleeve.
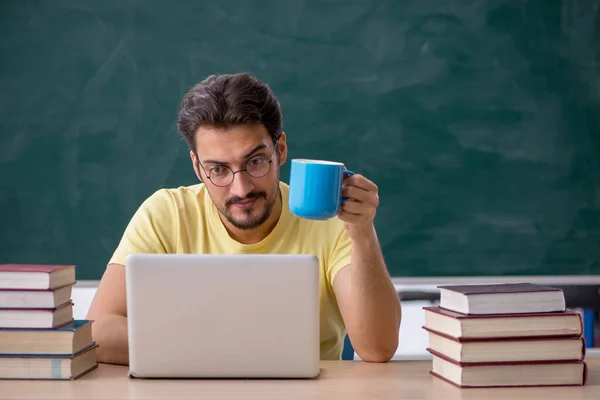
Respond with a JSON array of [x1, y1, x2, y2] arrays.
[[326, 219, 352, 286], [108, 189, 177, 266]]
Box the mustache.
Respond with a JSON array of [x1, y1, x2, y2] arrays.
[[226, 191, 266, 207]]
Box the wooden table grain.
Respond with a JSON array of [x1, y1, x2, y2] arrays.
[[1, 358, 598, 399]]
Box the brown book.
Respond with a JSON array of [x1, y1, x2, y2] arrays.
[[425, 328, 585, 363], [0, 264, 75, 290], [437, 283, 566, 314], [423, 306, 583, 340], [429, 349, 587, 388], [0, 302, 74, 329]]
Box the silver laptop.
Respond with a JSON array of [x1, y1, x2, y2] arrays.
[[125, 254, 320, 378]]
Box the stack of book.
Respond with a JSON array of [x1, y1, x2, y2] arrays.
[[423, 283, 588, 388], [0, 264, 98, 380]]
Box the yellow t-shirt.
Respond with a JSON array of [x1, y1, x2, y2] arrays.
[[109, 182, 352, 360]]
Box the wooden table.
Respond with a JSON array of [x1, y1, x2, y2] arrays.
[[1, 359, 599, 399]]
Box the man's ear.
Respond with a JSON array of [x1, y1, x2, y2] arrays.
[[189, 149, 203, 182], [277, 132, 288, 166]]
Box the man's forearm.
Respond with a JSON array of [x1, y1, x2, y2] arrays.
[[346, 226, 401, 362], [92, 314, 130, 365]]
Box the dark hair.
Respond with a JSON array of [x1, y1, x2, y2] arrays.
[[177, 73, 283, 152]]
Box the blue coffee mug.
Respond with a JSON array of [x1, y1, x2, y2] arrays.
[[289, 159, 354, 220]]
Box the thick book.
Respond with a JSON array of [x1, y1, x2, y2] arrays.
[[438, 283, 566, 315], [0, 343, 98, 380], [429, 350, 587, 388], [0, 320, 93, 356], [0, 284, 74, 309], [0, 264, 76, 290], [425, 328, 586, 363], [423, 306, 583, 339], [0, 301, 73, 329]]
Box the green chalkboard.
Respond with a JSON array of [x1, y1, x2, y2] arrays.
[[1, 0, 599, 280]]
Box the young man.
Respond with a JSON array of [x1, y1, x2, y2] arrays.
[[86, 73, 401, 364]]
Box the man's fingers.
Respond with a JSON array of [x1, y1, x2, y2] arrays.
[[342, 185, 379, 207], [345, 174, 378, 192]]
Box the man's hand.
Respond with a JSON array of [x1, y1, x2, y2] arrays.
[[339, 173, 379, 235]]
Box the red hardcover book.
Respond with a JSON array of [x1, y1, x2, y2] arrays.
[[0, 264, 75, 290], [0, 301, 74, 329], [437, 283, 566, 314], [423, 306, 583, 339], [428, 348, 587, 388], [0, 284, 74, 309], [424, 328, 586, 363]]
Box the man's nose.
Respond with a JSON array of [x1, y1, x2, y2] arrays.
[[229, 171, 254, 199]]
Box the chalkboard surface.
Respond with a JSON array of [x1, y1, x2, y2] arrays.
[[1, 0, 599, 280]]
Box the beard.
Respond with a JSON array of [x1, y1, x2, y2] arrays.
[[212, 182, 280, 231]]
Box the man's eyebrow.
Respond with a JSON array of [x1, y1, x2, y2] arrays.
[[243, 143, 267, 159], [202, 158, 228, 165], [202, 144, 268, 165]]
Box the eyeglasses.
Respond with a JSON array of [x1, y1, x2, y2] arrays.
[[196, 139, 279, 187]]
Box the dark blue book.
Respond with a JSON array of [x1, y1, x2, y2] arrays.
[[0, 343, 98, 380], [0, 320, 94, 356]]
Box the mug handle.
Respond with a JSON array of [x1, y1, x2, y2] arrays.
[[341, 169, 354, 203]]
